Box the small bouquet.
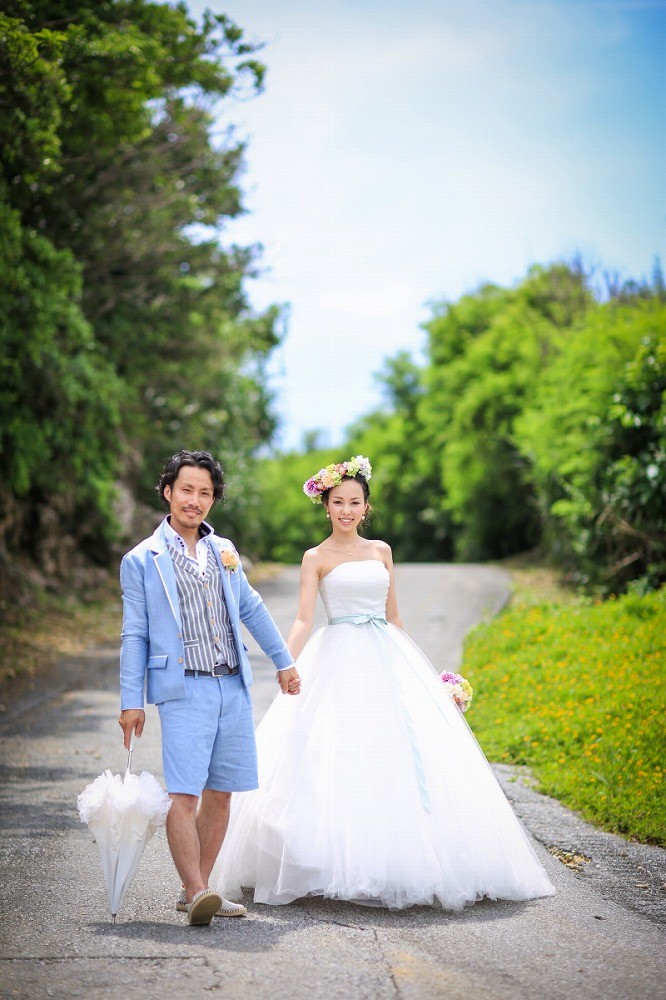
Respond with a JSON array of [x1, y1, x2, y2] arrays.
[[440, 671, 473, 713]]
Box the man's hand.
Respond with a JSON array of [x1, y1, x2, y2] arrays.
[[276, 666, 301, 696], [119, 709, 146, 749]]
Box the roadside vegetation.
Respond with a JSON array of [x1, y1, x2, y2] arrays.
[[0, 576, 119, 694], [1, 1, 282, 576], [249, 265, 665, 599], [463, 576, 665, 846]]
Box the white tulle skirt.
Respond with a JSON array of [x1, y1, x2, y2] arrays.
[[211, 620, 555, 910]]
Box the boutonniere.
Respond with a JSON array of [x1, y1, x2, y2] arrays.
[[218, 547, 240, 573]]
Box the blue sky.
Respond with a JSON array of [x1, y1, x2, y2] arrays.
[[183, 0, 665, 451]]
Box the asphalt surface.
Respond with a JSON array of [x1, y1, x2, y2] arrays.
[[0, 563, 664, 1000]]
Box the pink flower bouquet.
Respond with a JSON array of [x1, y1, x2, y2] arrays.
[[440, 671, 474, 713]]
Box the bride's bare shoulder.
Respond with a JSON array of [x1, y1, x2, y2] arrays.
[[302, 546, 322, 565], [369, 539, 392, 556], [367, 539, 394, 569], [304, 545, 335, 571]]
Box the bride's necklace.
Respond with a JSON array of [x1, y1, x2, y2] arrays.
[[328, 538, 361, 557]]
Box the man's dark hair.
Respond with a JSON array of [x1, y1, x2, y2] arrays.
[[156, 450, 225, 506]]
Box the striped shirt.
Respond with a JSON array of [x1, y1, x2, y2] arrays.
[[167, 542, 239, 674]]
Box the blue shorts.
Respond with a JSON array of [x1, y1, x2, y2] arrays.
[[157, 673, 258, 795]]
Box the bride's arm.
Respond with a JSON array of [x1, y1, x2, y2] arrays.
[[379, 541, 405, 630], [286, 548, 320, 660]]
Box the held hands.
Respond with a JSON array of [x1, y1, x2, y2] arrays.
[[277, 666, 301, 696], [118, 709, 146, 749]]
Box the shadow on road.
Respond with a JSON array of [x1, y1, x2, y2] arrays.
[[86, 891, 527, 954]]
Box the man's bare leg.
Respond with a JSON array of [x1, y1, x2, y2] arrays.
[[166, 793, 207, 902], [198, 789, 231, 887]]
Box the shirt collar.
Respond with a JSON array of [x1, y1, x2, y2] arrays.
[[164, 516, 213, 550]]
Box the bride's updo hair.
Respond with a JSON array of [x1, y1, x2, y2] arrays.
[[320, 472, 370, 505]]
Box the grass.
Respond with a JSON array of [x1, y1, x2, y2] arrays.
[[463, 582, 666, 846], [492, 549, 581, 606], [0, 575, 122, 692]]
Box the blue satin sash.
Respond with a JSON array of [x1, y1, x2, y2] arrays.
[[329, 614, 388, 627]]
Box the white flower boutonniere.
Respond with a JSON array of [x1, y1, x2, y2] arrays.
[[219, 548, 240, 573]]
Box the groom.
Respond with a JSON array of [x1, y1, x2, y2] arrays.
[[118, 450, 300, 925]]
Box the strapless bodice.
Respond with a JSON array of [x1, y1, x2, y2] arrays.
[[318, 560, 390, 622]]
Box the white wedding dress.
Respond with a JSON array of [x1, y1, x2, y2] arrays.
[[212, 560, 555, 910]]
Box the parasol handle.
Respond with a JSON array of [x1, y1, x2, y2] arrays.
[[126, 744, 134, 775]]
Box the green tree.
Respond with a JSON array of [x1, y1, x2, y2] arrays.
[[1, 2, 283, 572], [420, 264, 590, 559], [346, 352, 454, 560], [515, 299, 666, 591], [0, 12, 69, 186], [0, 13, 123, 569], [0, 201, 121, 559], [243, 261, 664, 592], [243, 450, 342, 563]]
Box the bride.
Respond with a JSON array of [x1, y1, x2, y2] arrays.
[[211, 456, 555, 910]]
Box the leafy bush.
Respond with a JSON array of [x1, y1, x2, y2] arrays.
[[419, 264, 591, 560], [0, 199, 122, 556], [248, 265, 664, 592], [515, 300, 666, 592], [240, 450, 341, 562]]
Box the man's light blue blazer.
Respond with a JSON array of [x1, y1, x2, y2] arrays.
[[120, 519, 293, 709]]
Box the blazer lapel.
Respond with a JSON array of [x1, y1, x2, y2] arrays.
[[209, 538, 244, 652], [150, 521, 182, 629], [210, 541, 237, 615]]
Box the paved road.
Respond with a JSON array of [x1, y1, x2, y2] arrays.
[[0, 564, 664, 1000]]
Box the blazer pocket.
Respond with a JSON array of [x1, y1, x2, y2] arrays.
[[147, 654, 168, 670]]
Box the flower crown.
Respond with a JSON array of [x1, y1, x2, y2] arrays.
[[303, 455, 372, 503]]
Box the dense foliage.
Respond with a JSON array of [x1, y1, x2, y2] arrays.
[[0, 1, 281, 577], [516, 300, 665, 591], [251, 263, 665, 593], [462, 587, 666, 845]]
